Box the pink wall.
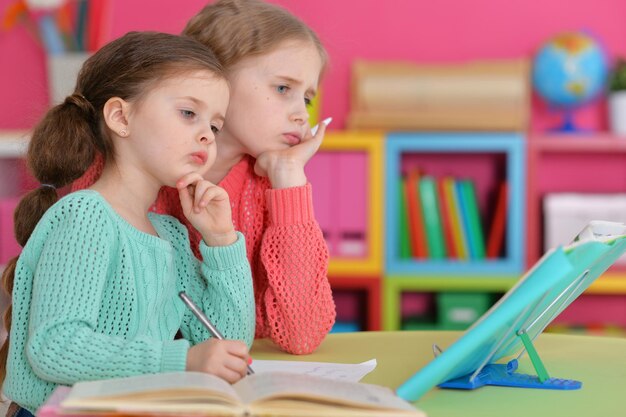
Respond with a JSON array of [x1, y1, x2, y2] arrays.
[[1, 0, 626, 131]]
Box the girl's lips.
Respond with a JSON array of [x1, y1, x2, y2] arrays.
[[190, 151, 208, 165], [283, 133, 302, 146]]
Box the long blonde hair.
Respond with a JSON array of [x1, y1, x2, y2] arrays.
[[183, 0, 328, 70]]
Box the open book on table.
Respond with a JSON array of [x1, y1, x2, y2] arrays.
[[58, 371, 425, 417]]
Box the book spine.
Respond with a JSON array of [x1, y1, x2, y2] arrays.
[[442, 177, 468, 260], [405, 169, 428, 258], [337, 152, 367, 257], [306, 152, 336, 255], [486, 182, 508, 259], [419, 176, 447, 259], [398, 176, 412, 259], [460, 179, 486, 259], [437, 176, 458, 259], [450, 178, 470, 260]]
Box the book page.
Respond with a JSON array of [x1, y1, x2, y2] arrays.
[[234, 372, 415, 411], [63, 372, 240, 407], [251, 359, 376, 382]]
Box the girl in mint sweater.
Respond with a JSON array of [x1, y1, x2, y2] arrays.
[[0, 32, 255, 415]]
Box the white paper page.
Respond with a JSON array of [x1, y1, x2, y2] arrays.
[[235, 372, 415, 411], [250, 359, 377, 382]]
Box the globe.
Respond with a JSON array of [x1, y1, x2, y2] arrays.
[[532, 32, 608, 131]]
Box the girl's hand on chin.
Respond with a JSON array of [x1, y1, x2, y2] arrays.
[[177, 173, 237, 246], [254, 117, 330, 189]]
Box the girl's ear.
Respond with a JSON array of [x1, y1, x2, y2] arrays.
[[103, 97, 131, 137]]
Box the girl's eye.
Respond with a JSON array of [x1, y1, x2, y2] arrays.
[[211, 125, 220, 134], [277, 85, 289, 94], [304, 97, 312, 107], [180, 109, 196, 119]]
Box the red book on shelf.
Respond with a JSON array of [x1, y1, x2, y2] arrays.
[[437, 176, 457, 259], [405, 169, 428, 258], [486, 182, 508, 259], [86, 0, 111, 51]]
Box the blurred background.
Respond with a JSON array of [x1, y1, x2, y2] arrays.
[[1, 0, 626, 338]]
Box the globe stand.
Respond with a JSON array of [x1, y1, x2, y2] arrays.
[[551, 109, 587, 134]]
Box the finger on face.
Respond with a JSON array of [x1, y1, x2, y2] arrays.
[[310, 117, 332, 138], [296, 132, 323, 158], [176, 172, 205, 190], [192, 181, 211, 211], [197, 185, 226, 210]]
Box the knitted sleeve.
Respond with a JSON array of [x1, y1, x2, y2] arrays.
[[163, 221, 255, 348], [25, 200, 188, 385], [260, 184, 336, 354], [155, 186, 203, 259]]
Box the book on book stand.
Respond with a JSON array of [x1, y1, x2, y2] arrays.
[[397, 220, 626, 402]]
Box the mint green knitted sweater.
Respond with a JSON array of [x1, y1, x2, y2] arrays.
[[3, 190, 255, 413]]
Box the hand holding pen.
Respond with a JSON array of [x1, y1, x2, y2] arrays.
[[180, 292, 255, 381]]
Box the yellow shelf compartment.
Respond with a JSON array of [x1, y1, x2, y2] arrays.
[[586, 272, 626, 294], [319, 131, 384, 277], [383, 271, 626, 331]]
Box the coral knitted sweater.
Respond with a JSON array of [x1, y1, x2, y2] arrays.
[[72, 154, 335, 354], [4, 191, 255, 413]]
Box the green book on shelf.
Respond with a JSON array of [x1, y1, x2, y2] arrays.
[[398, 177, 412, 259], [419, 176, 447, 259], [459, 179, 486, 259]]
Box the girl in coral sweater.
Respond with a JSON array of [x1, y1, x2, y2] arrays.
[[73, 0, 335, 355]]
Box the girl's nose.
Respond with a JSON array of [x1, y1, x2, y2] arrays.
[[291, 106, 310, 125], [199, 126, 216, 144]]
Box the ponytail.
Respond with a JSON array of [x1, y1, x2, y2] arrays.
[[0, 93, 99, 387], [0, 29, 227, 390], [0, 260, 16, 385]]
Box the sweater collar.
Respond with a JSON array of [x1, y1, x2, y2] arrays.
[[219, 155, 254, 195]]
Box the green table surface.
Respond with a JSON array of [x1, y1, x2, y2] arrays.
[[251, 331, 626, 417]]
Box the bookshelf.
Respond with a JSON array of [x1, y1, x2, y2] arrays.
[[527, 133, 626, 332], [382, 132, 526, 331], [384, 132, 526, 275], [305, 131, 384, 331], [307, 131, 384, 276], [3, 129, 625, 334]]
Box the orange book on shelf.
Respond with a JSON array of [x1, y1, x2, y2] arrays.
[[438, 176, 458, 259], [442, 176, 468, 260], [486, 182, 508, 259], [405, 169, 428, 258]]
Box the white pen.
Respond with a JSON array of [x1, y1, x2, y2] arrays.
[[311, 116, 333, 136], [179, 291, 255, 375]]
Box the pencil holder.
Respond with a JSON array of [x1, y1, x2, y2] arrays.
[[46, 52, 91, 105]]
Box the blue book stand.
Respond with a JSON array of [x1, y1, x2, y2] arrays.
[[397, 221, 626, 402]]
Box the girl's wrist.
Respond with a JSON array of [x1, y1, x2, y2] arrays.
[[202, 229, 238, 247], [268, 159, 307, 189]]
